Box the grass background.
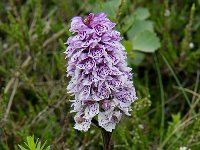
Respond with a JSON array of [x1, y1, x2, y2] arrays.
[[0, 0, 200, 149]]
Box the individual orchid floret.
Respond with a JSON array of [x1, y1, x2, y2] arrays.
[[65, 12, 137, 132]]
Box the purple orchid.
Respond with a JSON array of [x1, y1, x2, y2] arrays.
[[65, 12, 137, 132]]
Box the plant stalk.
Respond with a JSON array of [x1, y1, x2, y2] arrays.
[[92, 119, 113, 150], [101, 128, 113, 150]]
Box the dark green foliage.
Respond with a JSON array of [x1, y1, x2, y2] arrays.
[[0, 0, 200, 149]]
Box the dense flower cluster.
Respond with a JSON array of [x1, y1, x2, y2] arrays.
[[65, 12, 137, 132]]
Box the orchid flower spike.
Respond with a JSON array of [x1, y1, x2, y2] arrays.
[[65, 12, 137, 132]]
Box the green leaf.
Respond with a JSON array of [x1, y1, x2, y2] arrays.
[[123, 40, 145, 65], [171, 113, 181, 123], [121, 14, 135, 33], [127, 20, 153, 39], [123, 40, 133, 52], [134, 7, 150, 20], [40, 141, 47, 150], [27, 136, 36, 150], [18, 145, 28, 150], [128, 51, 145, 65], [36, 141, 41, 150], [18, 136, 50, 150], [45, 146, 50, 150], [93, 0, 120, 18], [165, 113, 181, 139], [132, 30, 160, 53], [125, 7, 161, 53], [122, 7, 150, 34]]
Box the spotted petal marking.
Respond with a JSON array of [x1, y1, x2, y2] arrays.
[[66, 12, 137, 132]]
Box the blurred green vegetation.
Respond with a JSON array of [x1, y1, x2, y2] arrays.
[[0, 0, 200, 149]]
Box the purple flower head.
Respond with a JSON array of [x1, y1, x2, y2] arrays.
[[65, 12, 137, 132]]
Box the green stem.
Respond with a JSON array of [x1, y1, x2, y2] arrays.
[[154, 54, 165, 143], [101, 128, 113, 150], [92, 119, 113, 150]]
